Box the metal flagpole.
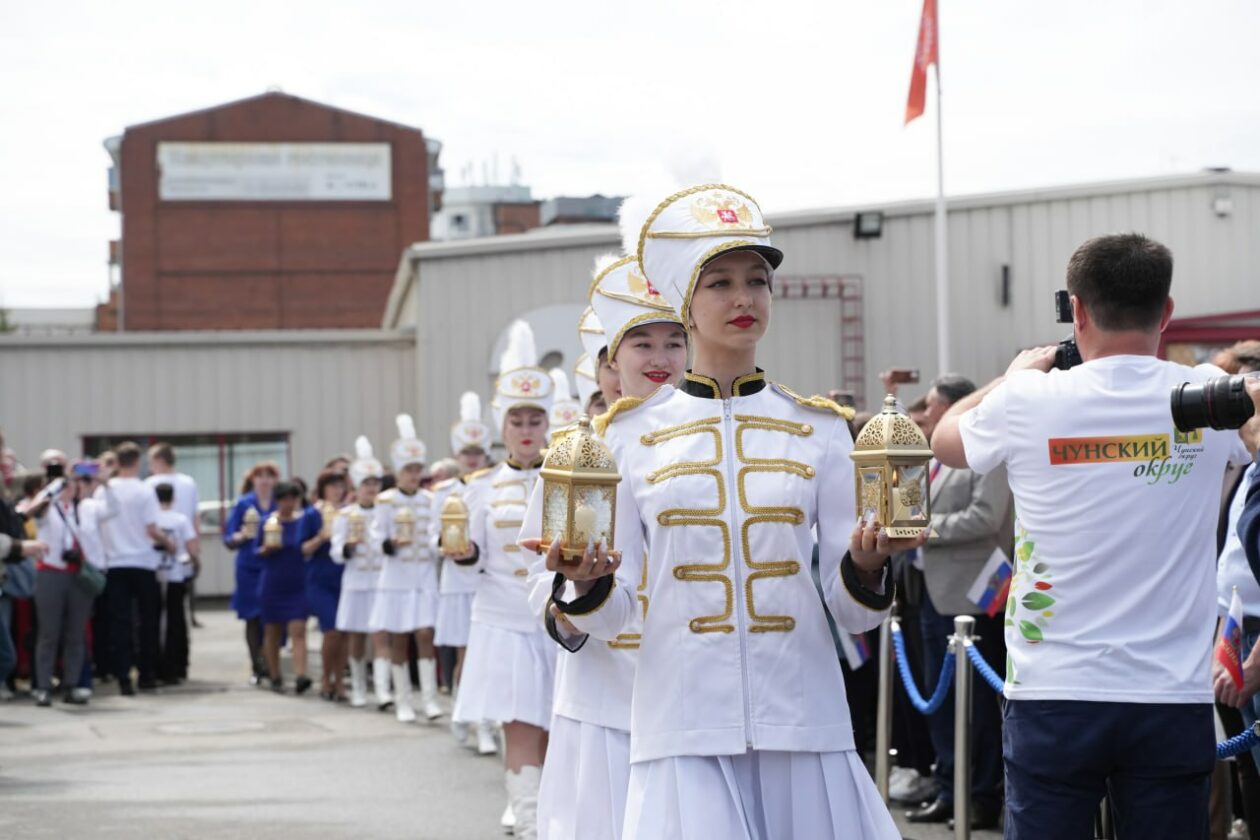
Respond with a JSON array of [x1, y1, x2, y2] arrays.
[[933, 7, 950, 372]]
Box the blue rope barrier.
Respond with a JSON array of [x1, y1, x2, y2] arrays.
[[965, 641, 1006, 695], [891, 624, 955, 715], [1218, 724, 1260, 760]]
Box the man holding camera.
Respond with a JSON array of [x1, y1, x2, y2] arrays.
[[932, 233, 1252, 838]]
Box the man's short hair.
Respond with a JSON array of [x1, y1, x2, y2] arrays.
[[930, 374, 976, 406], [1066, 233, 1172, 331], [155, 483, 174, 504], [115, 441, 143, 468], [148, 442, 175, 466], [1229, 340, 1260, 374]]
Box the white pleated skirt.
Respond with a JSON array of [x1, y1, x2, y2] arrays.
[[539, 714, 631, 840], [368, 588, 438, 633], [452, 620, 556, 729], [434, 591, 474, 647], [623, 749, 899, 840], [335, 589, 377, 633]]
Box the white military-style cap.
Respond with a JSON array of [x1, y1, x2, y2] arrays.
[[588, 254, 684, 361], [636, 184, 782, 327], [577, 306, 605, 361], [573, 353, 598, 406], [491, 319, 554, 431], [349, 435, 385, 487], [548, 368, 582, 431], [450, 391, 491, 455], [389, 414, 427, 472]]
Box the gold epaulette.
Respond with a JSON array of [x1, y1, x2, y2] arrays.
[[462, 466, 495, 484], [432, 477, 459, 492], [774, 384, 856, 421], [592, 386, 665, 435], [376, 488, 396, 505]]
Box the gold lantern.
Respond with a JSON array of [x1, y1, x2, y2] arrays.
[[348, 508, 366, 544], [393, 505, 416, 546], [440, 492, 471, 557], [319, 500, 337, 539], [539, 416, 621, 562], [849, 394, 935, 539], [263, 512, 283, 549], [242, 507, 261, 539]]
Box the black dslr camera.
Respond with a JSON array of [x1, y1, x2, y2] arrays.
[[1171, 372, 1257, 432], [1052, 291, 1082, 370]]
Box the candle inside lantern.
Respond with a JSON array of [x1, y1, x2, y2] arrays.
[[242, 507, 260, 539], [263, 514, 282, 549], [573, 502, 597, 544]]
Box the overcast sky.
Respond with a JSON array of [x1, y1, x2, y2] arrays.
[[2, 0, 1258, 309]]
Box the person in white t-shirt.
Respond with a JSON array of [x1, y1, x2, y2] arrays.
[[102, 442, 175, 695], [155, 482, 199, 683], [933, 233, 1253, 839], [146, 442, 201, 627]]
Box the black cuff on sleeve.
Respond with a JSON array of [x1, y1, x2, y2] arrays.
[[551, 572, 614, 616], [841, 553, 895, 611], [453, 543, 480, 567], [342, 545, 354, 561], [382, 539, 396, 556], [544, 601, 589, 653]]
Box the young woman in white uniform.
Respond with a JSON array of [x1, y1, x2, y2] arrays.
[[548, 185, 921, 840], [371, 415, 442, 724], [521, 252, 689, 840], [449, 320, 558, 840], [432, 391, 492, 742], [332, 437, 390, 709]]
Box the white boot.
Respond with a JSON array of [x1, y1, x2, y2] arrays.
[[505, 766, 541, 840], [348, 658, 367, 708], [392, 664, 416, 723], [500, 801, 516, 835], [418, 658, 443, 721], [450, 687, 469, 743], [372, 657, 393, 710], [477, 720, 499, 755]]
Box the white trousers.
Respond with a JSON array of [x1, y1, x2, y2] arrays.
[[623, 749, 899, 840]]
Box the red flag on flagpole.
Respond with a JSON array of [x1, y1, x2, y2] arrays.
[[905, 0, 939, 125]]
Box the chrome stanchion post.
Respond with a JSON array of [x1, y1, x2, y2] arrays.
[[954, 614, 975, 840], [875, 610, 895, 802]]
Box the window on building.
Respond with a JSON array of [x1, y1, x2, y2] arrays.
[[81, 433, 290, 536]]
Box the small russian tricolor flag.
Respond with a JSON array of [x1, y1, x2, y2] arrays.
[[1217, 588, 1245, 691], [839, 631, 873, 670], [968, 548, 1013, 618]]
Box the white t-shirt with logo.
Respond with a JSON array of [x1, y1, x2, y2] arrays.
[[959, 355, 1250, 704], [103, 476, 162, 571], [156, 508, 197, 584]]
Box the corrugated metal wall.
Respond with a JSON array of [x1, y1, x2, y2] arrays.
[[399, 175, 1260, 445]]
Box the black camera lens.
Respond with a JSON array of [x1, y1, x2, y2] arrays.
[[1171, 374, 1256, 432]]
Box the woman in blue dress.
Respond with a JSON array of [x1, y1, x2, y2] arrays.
[[257, 481, 311, 694], [224, 461, 279, 685], [302, 469, 349, 701]]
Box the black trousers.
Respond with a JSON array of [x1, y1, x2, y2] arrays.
[[160, 581, 189, 681], [106, 568, 159, 686]]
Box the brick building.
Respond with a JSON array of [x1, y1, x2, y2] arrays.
[[102, 92, 442, 330]]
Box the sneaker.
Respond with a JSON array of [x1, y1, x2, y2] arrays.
[[63, 688, 91, 705], [33, 689, 51, 707], [270, 677, 285, 694], [889, 767, 936, 804]]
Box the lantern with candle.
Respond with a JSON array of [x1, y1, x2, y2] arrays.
[[848, 394, 935, 538], [539, 416, 621, 562]]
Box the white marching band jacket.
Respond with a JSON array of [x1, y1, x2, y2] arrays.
[[373, 487, 438, 592], [556, 371, 893, 764], [331, 502, 386, 592], [466, 460, 546, 633]]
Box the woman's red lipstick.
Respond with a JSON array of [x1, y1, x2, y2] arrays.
[[728, 315, 756, 329], [644, 371, 670, 383]]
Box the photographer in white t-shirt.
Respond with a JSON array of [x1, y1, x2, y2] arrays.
[[932, 233, 1252, 840]]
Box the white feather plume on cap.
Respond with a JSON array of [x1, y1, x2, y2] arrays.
[[492, 319, 553, 432], [460, 392, 482, 423], [350, 435, 384, 487]]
